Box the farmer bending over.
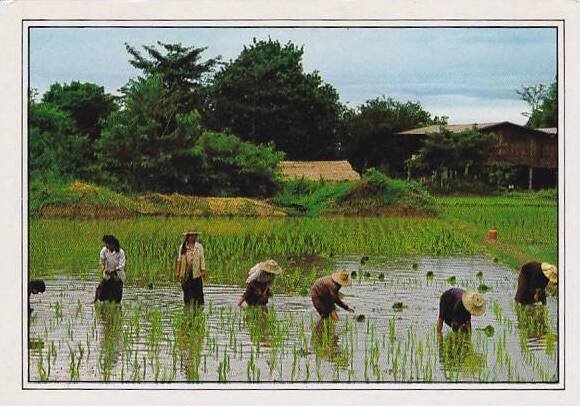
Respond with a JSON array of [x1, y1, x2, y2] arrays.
[[237, 259, 282, 310], [310, 271, 354, 321], [437, 288, 486, 334], [95, 235, 126, 303], [515, 261, 557, 305], [28, 279, 46, 315]]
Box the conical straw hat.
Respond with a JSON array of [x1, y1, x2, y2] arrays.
[[462, 290, 486, 316], [541, 263, 558, 284], [183, 230, 201, 236], [260, 259, 283, 274], [331, 271, 352, 287]]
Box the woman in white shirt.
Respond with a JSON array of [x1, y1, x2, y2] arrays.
[[175, 230, 206, 306], [94, 235, 126, 303]]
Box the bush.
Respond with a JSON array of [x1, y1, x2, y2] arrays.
[[274, 168, 437, 216], [274, 178, 355, 216], [193, 131, 285, 197], [341, 168, 437, 214], [29, 177, 139, 217]]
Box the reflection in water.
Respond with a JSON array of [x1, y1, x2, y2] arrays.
[[516, 304, 556, 354], [516, 304, 549, 338], [438, 331, 486, 381], [311, 319, 349, 370], [244, 307, 273, 348], [96, 302, 124, 381], [175, 306, 207, 381], [27, 256, 558, 382]]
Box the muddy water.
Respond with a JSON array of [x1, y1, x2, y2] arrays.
[[28, 256, 558, 383]]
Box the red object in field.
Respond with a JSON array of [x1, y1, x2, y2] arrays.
[[487, 229, 497, 242]]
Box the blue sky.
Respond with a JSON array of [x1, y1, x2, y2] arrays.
[[29, 27, 557, 125]]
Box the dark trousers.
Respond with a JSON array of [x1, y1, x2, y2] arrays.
[[312, 296, 335, 318], [95, 274, 123, 303], [182, 276, 204, 306]]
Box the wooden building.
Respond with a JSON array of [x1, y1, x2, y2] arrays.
[[279, 160, 361, 182], [396, 122, 558, 189]]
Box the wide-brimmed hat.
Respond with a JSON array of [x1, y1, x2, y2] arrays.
[[183, 230, 201, 236], [331, 271, 352, 287], [462, 290, 486, 316], [541, 262, 558, 284], [260, 259, 283, 274]]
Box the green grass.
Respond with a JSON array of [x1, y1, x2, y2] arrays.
[[436, 195, 557, 269], [273, 178, 355, 216], [274, 169, 437, 216], [30, 216, 479, 292]]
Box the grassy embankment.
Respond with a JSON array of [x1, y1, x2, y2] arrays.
[[29, 177, 557, 290], [29, 178, 286, 218], [29, 169, 438, 219], [436, 192, 558, 269], [30, 216, 477, 292]]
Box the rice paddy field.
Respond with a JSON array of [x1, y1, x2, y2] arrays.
[[27, 195, 559, 384]]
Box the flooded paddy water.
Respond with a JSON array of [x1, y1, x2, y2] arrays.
[[28, 256, 558, 383]]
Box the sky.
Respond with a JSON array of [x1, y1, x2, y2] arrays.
[[29, 27, 557, 125]]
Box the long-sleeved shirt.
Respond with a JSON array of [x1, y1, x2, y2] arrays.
[[177, 242, 206, 281], [515, 261, 549, 304], [309, 276, 349, 313], [439, 288, 471, 330], [99, 247, 126, 282], [242, 270, 275, 305]]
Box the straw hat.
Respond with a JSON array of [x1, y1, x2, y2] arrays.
[[260, 259, 283, 274], [183, 230, 201, 236], [331, 271, 352, 287], [541, 262, 558, 284], [461, 290, 486, 316]]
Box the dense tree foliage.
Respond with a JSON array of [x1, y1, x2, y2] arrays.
[[193, 132, 284, 196], [31, 39, 487, 196], [407, 128, 496, 191], [96, 76, 283, 195], [125, 41, 220, 116], [41, 81, 118, 141], [205, 38, 343, 160], [339, 97, 447, 175], [525, 81, 557, 129], [97, 76, 200, 192], [29, 98, 91, 178]]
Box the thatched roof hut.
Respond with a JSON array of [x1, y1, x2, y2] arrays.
[[279, 160, 361, 182]]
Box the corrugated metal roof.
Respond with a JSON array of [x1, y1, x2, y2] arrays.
[[396, 122, 504, 136], [537, 128, 557, 135]]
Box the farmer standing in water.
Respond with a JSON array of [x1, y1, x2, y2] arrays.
[[237, 259, 283, 311], [28, 280, 46, 315], [95, 235, 126, 303], [176, 230, 207, 307], [310, 271, 355, 321], [436, 288, 486, 334], [514, 261, 557, 305]]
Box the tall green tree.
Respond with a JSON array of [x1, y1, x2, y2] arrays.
[[97, 75, 283, 196], [525, 81, 558, 128], [338, 97, 447, 175], [97, 76, 203, 192], [29, 98, 91, 178], [205, 38, 343, 160], [125, 41, 220, 116], [407, 128, 496, 190], [41, 81, 118, 141]]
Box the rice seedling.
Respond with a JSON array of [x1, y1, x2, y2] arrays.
[[27, 209, 557, 383], [446, 276, 457, 285]]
